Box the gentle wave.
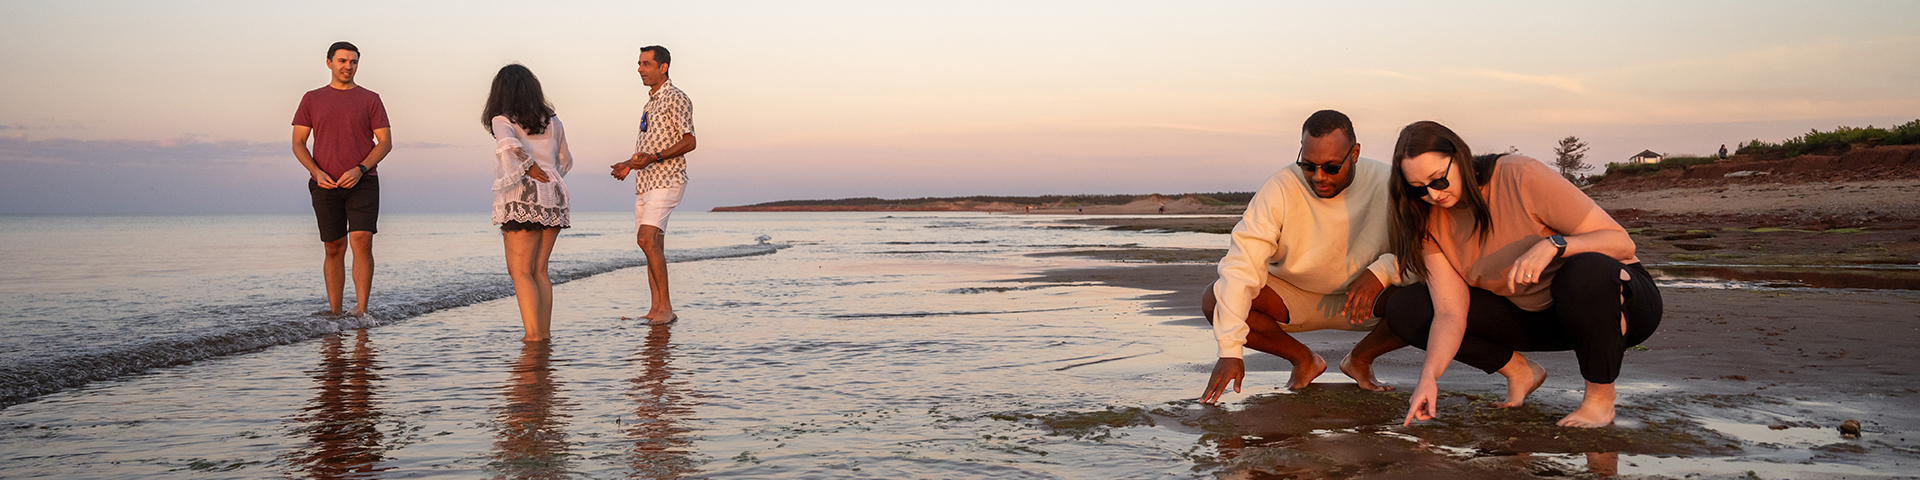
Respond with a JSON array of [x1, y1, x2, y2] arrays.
[[0, 243, 787, 407]]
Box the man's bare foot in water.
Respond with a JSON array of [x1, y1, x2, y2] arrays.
[[642, 311, 677, 326], [1495, 353, 1546, 408], [1338, 353, 1394, 391], [1558, 381, 1617, 427], [1287, 352, 1327, 390]]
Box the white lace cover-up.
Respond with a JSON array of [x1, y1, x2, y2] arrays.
[[491, 115, 573, 227]]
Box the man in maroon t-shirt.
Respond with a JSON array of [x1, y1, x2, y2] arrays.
[[292, 41, 392, 316]]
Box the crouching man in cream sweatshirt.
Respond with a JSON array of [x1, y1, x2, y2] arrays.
[[1199, 110, 1414, 403]]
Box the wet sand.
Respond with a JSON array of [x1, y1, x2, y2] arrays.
[[1014, 248, 1920, 478]]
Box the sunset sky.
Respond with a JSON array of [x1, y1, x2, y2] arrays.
[[2, 1, 1916, 213]]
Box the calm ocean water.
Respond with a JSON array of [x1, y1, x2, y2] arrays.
[[3, 212, 1905, 478], [0, 211, 1244, 478]]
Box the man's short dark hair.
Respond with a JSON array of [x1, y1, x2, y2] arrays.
[[1303, 109, 1356, 144], [640, 45, 672, 66], [327, 41, 359, 60]]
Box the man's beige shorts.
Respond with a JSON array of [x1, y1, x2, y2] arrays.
[[635, 184, 685, 231], [1266, 273, 1381, 333]]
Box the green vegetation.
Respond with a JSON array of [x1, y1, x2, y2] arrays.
[[1737, 119, 1920, 157], [1602, 155, 1718, 177], [1193, 191, 1255, 205]]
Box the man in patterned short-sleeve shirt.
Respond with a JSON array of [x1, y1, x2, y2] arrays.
[[611, 45, 696, 326]]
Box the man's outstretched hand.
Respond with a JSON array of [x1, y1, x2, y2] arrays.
[[1200, 357, 1246, 403], [609, 160, 632, 181]]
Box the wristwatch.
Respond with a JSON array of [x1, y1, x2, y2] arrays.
[[1548, 234, 1567, 258], [357, 164, 370, 175]]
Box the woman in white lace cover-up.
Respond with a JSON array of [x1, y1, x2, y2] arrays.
[[482, 64, 572, 342]]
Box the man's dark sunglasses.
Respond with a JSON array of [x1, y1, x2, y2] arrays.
[[1404, 155, 1456, 198], [1296, 149, 1354, 175]]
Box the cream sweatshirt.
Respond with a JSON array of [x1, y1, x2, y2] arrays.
[[1212, 157, 1404, 358]]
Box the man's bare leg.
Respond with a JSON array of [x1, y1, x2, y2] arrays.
[[1339, 324, 1407, 391], [1202, 285, 1323, 390], [323, 238, 348, 315], [637, 224, 675, 325], [347, 231, 374, 316], [1494, 351, 1547, 408]]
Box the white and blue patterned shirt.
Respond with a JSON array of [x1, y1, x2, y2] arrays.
[[633, 80, 694, 193]]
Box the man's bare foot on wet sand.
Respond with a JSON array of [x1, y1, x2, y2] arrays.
[[1495, 353, 1546, 408], [1287, 352, 1327, 390], [1338, 353, 1394, 391]]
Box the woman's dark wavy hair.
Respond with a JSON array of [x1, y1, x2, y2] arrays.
[[1388, 121, 1498, 281], [481, 64, 555, 135]]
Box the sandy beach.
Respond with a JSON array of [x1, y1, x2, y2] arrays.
[[1010, 164, 1920, 476], [1017, 246, 1920, 478]]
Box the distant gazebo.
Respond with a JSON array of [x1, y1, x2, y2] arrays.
[[1628, 150, 1663, 164]]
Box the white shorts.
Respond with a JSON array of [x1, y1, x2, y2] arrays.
[[1266, 274, 1381, 333], [635, 184, 685, 231]]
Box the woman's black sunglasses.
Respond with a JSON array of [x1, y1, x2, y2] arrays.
[[1404, 155, 1455, 198]]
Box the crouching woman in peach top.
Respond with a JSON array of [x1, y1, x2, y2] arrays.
[[1379, 121, 1662, 428]]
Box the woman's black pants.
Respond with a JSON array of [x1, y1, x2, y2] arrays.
[[1379, 253, 1663, 384]]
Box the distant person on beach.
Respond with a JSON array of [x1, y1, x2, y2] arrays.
[[610, 45, 697, 326], [1199, 110, 1412, 403], [1719, 144, 1729, 159], [291, 41, 391, 316], [1380, 121, 1661, 428], [484, 64, 573, 342]]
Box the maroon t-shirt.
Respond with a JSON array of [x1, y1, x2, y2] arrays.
[[292, 85, 390, 178]]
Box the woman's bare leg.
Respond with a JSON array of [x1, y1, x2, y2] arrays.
[[1556, 268, 1634, 427], [503, 229, 547, 342], [1494, 351, 1546, 408], [533, 227, 560, 340], [1559, 381, 1617, 427]]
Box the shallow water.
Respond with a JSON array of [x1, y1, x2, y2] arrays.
[[1, 213, 1913, 478], [0, 212, 780, 406]]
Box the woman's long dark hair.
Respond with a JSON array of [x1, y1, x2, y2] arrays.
[[1388, 121, 1496, 281], [481, 64, 554, 135]]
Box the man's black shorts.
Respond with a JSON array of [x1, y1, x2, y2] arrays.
[[310, 175, 379, 242]]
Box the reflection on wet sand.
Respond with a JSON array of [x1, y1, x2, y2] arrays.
[[1178, 386, 1710, 478], [284, 329, 389, 478], [626, 324, 699, 478], [489, 342, 574, 478]]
